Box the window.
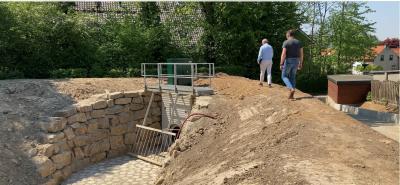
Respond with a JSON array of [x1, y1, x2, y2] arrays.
[[380, 55, 384, 61], [392, 65, 397, 70], [389, 55, 393, 61]]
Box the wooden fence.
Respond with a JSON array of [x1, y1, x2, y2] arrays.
[[371, 80, 400, 106]]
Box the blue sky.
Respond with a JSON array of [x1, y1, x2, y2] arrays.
[[366, 1, 399, 40]]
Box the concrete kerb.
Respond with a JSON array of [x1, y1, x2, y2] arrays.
[[324, 96, 399, 124]]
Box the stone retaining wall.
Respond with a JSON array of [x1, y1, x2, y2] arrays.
[[32, 90, 162, 185]]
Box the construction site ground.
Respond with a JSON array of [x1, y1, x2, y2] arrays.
[[159, 75, 399, 185], [0, 76, 398, 185]]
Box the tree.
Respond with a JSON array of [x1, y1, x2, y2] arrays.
[[329, 2, 377, 73]]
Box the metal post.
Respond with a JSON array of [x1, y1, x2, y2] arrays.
[[143, 64, 147, 91], [142, 92, 154, 126], [209, 63, 212, 86], [191, 64, 194, 94], [174, 64, 177, 93], [158, 63, 161, 91]]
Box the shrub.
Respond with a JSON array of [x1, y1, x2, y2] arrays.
[[0, 70, 24, 80], [366, 91, 372, 101], [50, 68, 87, 78], [215, 65, 247, 76], [355, 64, 383, 72], [106, 69, 126, 78]]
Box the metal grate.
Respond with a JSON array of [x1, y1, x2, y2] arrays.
[[129, 124, 176, 166]]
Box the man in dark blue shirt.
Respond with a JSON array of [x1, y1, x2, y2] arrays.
[[280, 29, 304, 99]]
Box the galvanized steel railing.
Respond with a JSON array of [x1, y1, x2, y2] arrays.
[[141, 63, 215, 93]]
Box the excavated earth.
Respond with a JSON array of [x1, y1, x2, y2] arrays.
[[0, 76, 398, 185], [159, 75, 399, 185]]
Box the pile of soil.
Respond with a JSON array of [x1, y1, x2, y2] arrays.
[[360, 101, 398, 113], [160, 75, 399, 185], [0, 78, 149, 185]]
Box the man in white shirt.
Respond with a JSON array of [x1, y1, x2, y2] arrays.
[[257, 38, 274, 87]]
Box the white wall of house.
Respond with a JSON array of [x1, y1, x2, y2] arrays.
[[373, 47, 400, 71]]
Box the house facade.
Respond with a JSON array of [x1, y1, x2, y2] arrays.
[[369, 45, 400, 71]]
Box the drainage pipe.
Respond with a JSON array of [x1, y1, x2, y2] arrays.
[[177, 113, 217, 138]]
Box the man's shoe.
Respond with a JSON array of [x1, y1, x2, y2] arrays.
[[288, 90, 295, 99], [268, 84, 272, 88], [259, 83, 263, 86]]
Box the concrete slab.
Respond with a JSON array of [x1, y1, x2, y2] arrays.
[[349, 114, 399, 142]]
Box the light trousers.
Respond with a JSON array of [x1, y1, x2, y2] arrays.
[[260, 60, 272, 84]]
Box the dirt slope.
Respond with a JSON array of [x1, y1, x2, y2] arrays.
[[0, 78, 149, 185], [160, 75, 399, 185]]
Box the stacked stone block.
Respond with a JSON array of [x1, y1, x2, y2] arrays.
[[34, 90, 162, 185]]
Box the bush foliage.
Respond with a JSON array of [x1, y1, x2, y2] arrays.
[[0, 2, 377, 93]]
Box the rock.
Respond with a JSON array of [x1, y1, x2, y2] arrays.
[[110, 136, 125, 150], [52, 170, 64, 182], [124, 132, 136, 145], [124, 91, 140, 98], [130, 104, 144, 111], [151, 108, 161, 116], [32, 156, 56, 177], [63, 128, 75, 140], [40, 132, 65, 144], [97, 117, 109, 129], [67, 140, 75, 148], [73, 147, 85, 159], [107, 99, 114, 107], [127, 121, 137, 133], [71, 123, 87, 135], [108, 115, 120, 126], [106, 105, 125, 115], [56, 140, 70, 152], [91, 109, 105, 118], [61, 165, 73, 179], [119, 112, 134, 123], [67, 113, 86, 124], [132, 109, 146, 120], [115, 97, 132, 105], [76, 103, 93, 113], [91, 152, 106, 163], [39, 144, 60, 157], [85, 112, 92, 120], [131, 97, 143, 104], [111, 124, 128, 135], [51, 151, 72, 169], [73, 135, 92, 147], [93, 100, 107, 110], [87, 120, 98, 133], [89, 129, 109, 141], [54, 106, 77, 117], [83, 138, 110, 156], [39, 117, 67, 133], [109, 92, 123, 99]]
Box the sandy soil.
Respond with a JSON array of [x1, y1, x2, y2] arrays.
[[360, 101, 398, 113], [0, 78, 149, 185], [160, 75, 399, 185]]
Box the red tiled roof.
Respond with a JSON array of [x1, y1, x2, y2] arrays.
[[391, 48, 400, 55], [371, 45, 385, 55]]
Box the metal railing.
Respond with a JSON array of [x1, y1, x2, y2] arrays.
[[129, 124, 176, 166], [141, 63, 215, 93]]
